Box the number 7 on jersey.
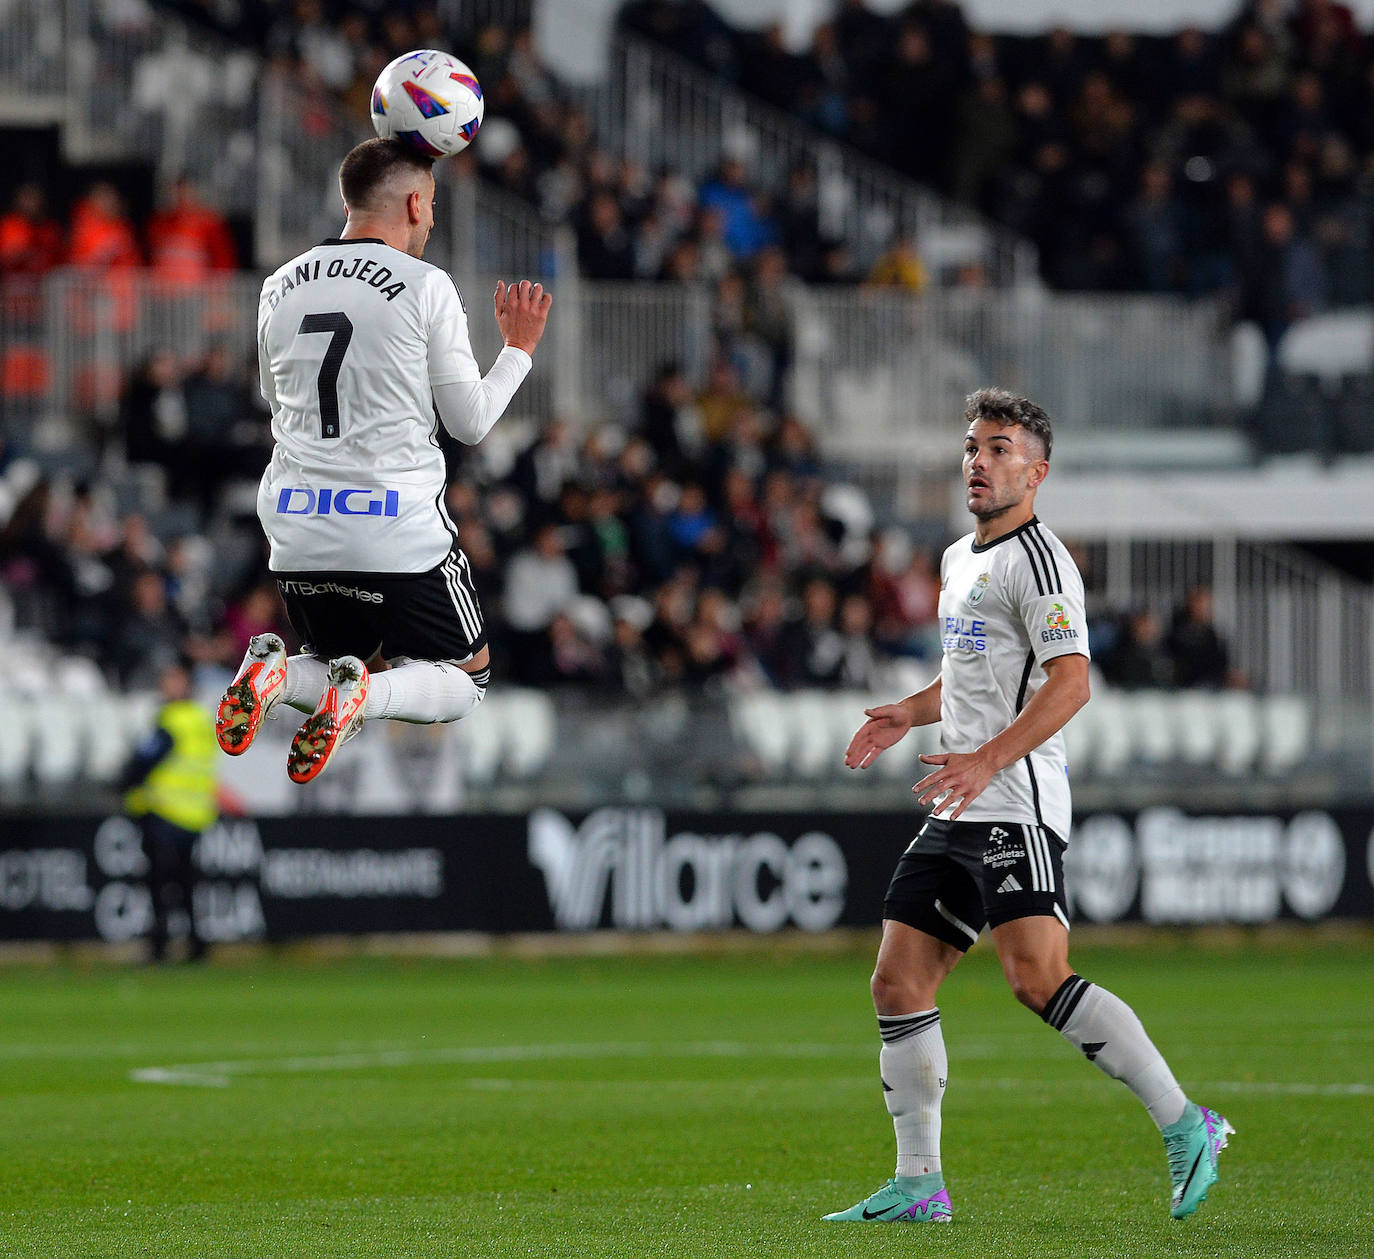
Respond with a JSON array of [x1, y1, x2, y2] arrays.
[[298, 312, 354, 438]]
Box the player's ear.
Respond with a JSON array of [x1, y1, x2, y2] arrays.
[[406, 188, 422, 225]]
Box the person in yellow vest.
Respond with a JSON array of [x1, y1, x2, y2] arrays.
[[121, 658, 219, 962]]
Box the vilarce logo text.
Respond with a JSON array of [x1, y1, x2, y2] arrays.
[[527, 807, 847, 932]]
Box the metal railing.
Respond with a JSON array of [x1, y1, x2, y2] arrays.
[[1083, 538, 1374, 701], [586, 33, 1039, 286], [791, 287, 1233, 459]]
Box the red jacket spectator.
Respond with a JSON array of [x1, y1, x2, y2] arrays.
[[147, 177, 238, 281], [0, 183, 63, 276], [67, 183, 142, 269]]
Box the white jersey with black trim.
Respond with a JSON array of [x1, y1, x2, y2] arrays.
[[256, 237, 481, 574], [935, 517, 1089, 839]]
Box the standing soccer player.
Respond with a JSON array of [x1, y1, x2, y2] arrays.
[[216, 138, 551, 782], [824, 389, 1232, 1224]]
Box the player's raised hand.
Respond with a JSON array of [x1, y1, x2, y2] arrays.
[[494, 279, 552, 355], [844, 703, 913, 770]]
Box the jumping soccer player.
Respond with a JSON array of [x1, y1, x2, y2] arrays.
[[217, 138, 551, 782], [823, 388, 1232, 1225]]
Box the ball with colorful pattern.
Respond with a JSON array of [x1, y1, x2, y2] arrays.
[[370, 49, 484, 158]]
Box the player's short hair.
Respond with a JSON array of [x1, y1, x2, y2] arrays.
[[963, 386, 1053, 459], [338, 139, 434, 212]]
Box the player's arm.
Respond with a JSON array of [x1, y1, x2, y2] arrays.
[[914, 653, 1089, 818], [844, 676, 942, 770], [432, 278, 552, 445]]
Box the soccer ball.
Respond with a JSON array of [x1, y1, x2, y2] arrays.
[[370, 49, 484, 159]]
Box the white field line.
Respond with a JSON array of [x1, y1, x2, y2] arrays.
[[127, 1041, 1374, 1097], [128, 1041, 860, 1088]]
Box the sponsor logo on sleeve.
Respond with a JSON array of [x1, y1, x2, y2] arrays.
[[1041, 602, 1076, 643]]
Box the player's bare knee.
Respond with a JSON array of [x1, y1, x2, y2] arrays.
[[1003, 962, 1057, 1012], [870, 965, 934, 1015]]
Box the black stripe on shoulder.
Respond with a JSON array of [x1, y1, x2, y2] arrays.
[[1016, 534, 1048, 596], [445, 271, 467, 313], [1027, 526, 1063, 592]]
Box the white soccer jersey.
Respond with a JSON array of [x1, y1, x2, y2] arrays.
[[256, 238, 486, 574], [935, 517, 1089, 839]]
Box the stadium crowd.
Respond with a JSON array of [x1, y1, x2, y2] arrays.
[[624, 0, 1374, 340], [0, 334, 1238, 701], [1, 0, 1262, 705]]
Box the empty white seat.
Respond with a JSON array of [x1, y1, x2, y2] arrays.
[[1213, 690, 1262, 775], [499, 689, 557, 777], [1127, 690, 1177, 765], [1260, 694, 1312, 774], [729, 691, 794, 778], [31, 698, 84, 784], [0, 693, 35, 785]]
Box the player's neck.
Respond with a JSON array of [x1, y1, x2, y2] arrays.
[[973, 500, 1036, 546], [340, 219, 408, 253]]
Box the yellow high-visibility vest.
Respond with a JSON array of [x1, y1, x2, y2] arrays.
[[124, 700, 219, 833]]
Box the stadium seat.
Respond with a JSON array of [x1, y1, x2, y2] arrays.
[[1277, 309, 1374, 385], [457, 694, 506, 785], [1081, 690, 1133, 775], [1213, 690, 1262, 776], [31, 698, 84, 785], [789, 692, 839, 777], [1260, 694, 1312, 774], [1127, 690, 1176, 765], [0, 693, 35, 786], [498, 689, 557, 777], [1172, 691, 1220, 766], [729, 692, 794, 778], [84, 695, 134, 783]]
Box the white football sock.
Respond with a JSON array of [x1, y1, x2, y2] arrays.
[[1042, 975, 1188, 1129], [362, 659, 485, 723], [877, 1009, 946, 1177], [282, 654, 329, 714]]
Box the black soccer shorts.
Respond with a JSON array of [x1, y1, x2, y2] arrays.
[[275, 543, 487, 665], [883, 816, 1070, 950]]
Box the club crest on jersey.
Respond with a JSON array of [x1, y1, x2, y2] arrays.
[[968, 572, 991, 605]]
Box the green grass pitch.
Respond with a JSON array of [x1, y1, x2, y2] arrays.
[[1, 933, 1371, 1257]]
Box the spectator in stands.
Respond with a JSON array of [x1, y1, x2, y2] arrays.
[[1100, 607, 1172, 689], [699, 156, 777, 259], [1165, 586, 1233, 689], [111, 568, 189, 689], [867, 232, 930, 292], [742, 245, 797, 410], [576, 190, 636, 280], [775, 574, 844, 688], [1122, 161, 1190, 293], [1244, 202, 1329, 347], [119, 349, 187, 474], [639, 363, 704, 478], [67, 182, 141, 269], [146, 175, 238, 282], [503, 522, 579, 681], [181, 343, 260, 514], [0, 183, 63, 277]]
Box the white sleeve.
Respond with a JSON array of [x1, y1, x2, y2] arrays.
[[1009, 543, 1090, 666], [426, 270, 532, 444], [433, 346, 533, 445], [257, 287, 278, 410]]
